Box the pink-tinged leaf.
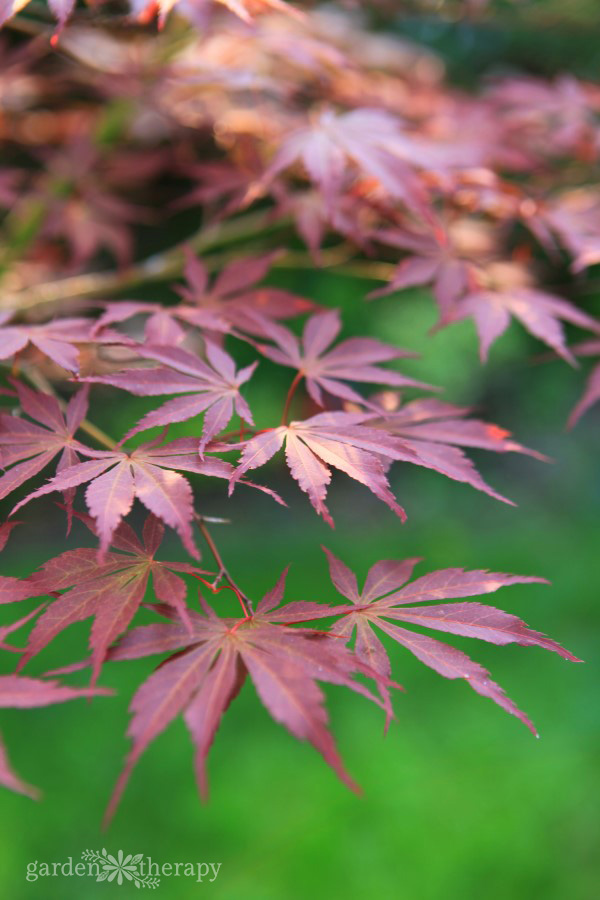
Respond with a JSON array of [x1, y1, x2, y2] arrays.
[[103, 603, 391, 820], [19, 515, 209, 677], [232, 412, 418, 525], [255, 567, 290, 615], [381, 568, 548, 607], [285, 432, 333, 526], [240, 646, 359, 793], [324, 550, 577, 732], [0, 734, 38, 799], [322, 547, 360, 603], [85, 464, 135, 560], [11, 436, 206, 560], [104, 643, 217, 826], [0, 381, 89, 502], [184, 645, 243, 800], [569, 354, 600, 427], [0, 521, 21, 553], [0, 674, 110, 707], [0, 317, 100, 372], [454, 288, 600, 363], [361, 558, 423, 603], [0, 604, 45, 650], [84, 343, 256, 451], [0, 576, 35, 605], [247, 309, 432, 410], [380, 601, 580, 660]]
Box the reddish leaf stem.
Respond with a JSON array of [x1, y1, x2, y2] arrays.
[[280, 371, 303, 426]]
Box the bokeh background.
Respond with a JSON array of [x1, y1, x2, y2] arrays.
[[1, 3, 600, 898]]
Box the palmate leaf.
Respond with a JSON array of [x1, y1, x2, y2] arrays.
[[11, 435, 283, 560], [0, 315, 124, 373], [261, 108, 432, 216], [324, 547, 580, 735], [92, 251, 316, 345], [20, 515, 212, 684], [83, 342, 257, 453], [368, 225, 474, 321], [230, 410, 420, 526], [246, 308, 432, 409], [367, 396, 548, 501], [99, 579, 391, 825], [453, 286, 600, 363], [0, 381, 89, 531], [230, 400, 539, 525]]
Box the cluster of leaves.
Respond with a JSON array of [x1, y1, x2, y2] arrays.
[[0, 0, 594, 822]]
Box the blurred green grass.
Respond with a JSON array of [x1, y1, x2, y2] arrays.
[[1, 276, 599, 898]]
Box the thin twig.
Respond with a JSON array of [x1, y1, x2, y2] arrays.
[[2, 209, 289, 313], [196, 516, 253, 614]]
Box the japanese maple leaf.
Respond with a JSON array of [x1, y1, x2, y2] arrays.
[[10, 435, 203, 560], [247, 309, 432, 409], [262, 108, 431, 215], [20, 515, 212, 684], [568, 339, 600, 427], [368, 397, 547, 503], [83, 342, 257, 452], [99, 579, 390, 824], [453, 286, 600, 363], [368, 226, 475, 320], [0, 675, 110, 799], [11, 435, 283, 559], [175, 248, 318, 337], [0, 381, 89, 530], [92, 252, 315, 345], [323, 548, 579, 735], [0, 315, 95, 373], [230, 410, 425, 526]]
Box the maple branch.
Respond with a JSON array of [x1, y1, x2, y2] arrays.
[[281, 371, 304, 425], [1, 209, 289, 313], [196, 516, 254, 614]]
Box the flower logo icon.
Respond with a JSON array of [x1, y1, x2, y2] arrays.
[[81, 849, 160, 888]]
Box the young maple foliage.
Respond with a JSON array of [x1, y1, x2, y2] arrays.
[[0, 380, 89, 528], [19, 514, 212, 684], [83, 342, 257, 452], [0, 0, 594, 819], [322, 548, 579, 735]]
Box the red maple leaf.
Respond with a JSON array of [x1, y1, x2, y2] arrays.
[[93, 251, 315, 345], [452, 286, 600, 362], [323, 547, 579, 735], [0, 315, 95, 373], [0, 381, 89, 529], [98, 576, 390, 824], [84, 342, 257, 452], [247, 308, 432, 408], [369, 225, 475, 320], [12, 435, 283, 558], [368, 396, 547, 502], [19, 514, 212, 684], [262, 108, 431, 215]]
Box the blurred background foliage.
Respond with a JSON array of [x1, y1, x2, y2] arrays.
[[1, 1, 599, 898]]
